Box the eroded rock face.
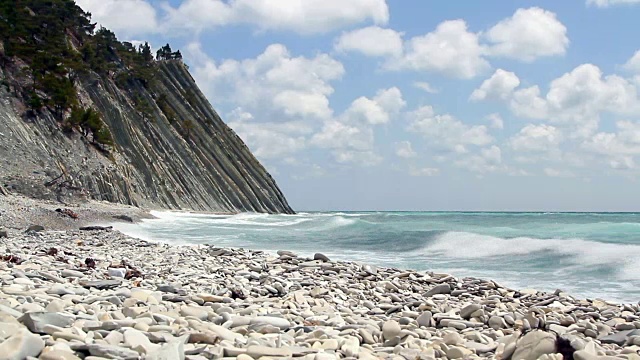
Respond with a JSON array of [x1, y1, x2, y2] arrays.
[[0, 61, 293, 214]]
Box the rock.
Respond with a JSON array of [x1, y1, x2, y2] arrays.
[[425, 284, 451, 297], [113, 215, 134, 222], [60, 269, 84, 278], [0, 229, 7, 238], [460, 304, 481, 319], [250, 316, 291, 329], [246, 345, 293, 358], [39, 349, 81, 360], [0, 323, 23, 341], [79, 279, 122, 290], [417, 311, 432, 327], [25, 225, 44, 233], [443, 332, 464, 345], [382, 320, 401, 340], [107, 268, 126, 278], [598, 329, 640, 345], [313, 253, 331, 262], [79, 225, 113, 231], [512, 330, 557, 360], [124, 328, 160, 354], [446, 346, 473, 359], [489, 316, 508, 330], [19, 312, 73, 334], [83, 344, 141, 359], [0, 329, 45, 360]]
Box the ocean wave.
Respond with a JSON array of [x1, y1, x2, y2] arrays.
[[424, 231, 640, 280]]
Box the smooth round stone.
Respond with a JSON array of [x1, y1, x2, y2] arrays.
[[446, 346, 473, 359], [382, 320, 401, 340], [443, 332, 464, 345], [460, 304, 481, 319], [417, 311, 432, 328], [0, 329, 45, 359], [489, 316, 507, 330]]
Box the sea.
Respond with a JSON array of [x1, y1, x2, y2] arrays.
[[113, 211, 640, 304]]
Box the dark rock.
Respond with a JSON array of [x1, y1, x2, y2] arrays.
[[425, 284, 451, 297], [79, 225, 113, 231], [113, 214, 134, 222], [313, 253, 331, 262], [598, 329, 640, 345], [79, 279, 122, 290], [25, 225, 44, 233], [0, 229, 7, 238]]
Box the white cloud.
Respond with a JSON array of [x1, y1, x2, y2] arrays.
[[408, 106, 493, 153], [163, 0, 389, 34], [583, 120, 640, 156], [544, 168, 575, 178], [76, 0, 159, 37], [395, 141, 417, 158], [484, 7, 569, 62], [334, 26, 403, 57], [409, 167, 440, 177], [470, 69, 520, 101], [185, 43, 344, 121], [509, 124, 563, 152], [227, 108, 311, 159], [395, 20, 490, 79], [587, 0, 640, 7], [413, 82, 439, 94], [486, 113, 504, 129], [343, 87, 405, 125], [454, 145, 503, 173], [623, 50, 640, 73]]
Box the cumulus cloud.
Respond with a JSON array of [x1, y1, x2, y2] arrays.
[[407, 106, 493, 153], [623, 50, 640, 73], [395, 20, 490, 79], [484, 7, 569, 62], [163, 0, 389, 34], [334, 26, 403, 57], [485, 113, 504, 129], [454, 145, 504, 173], [76, 0, 159, 37], [185, 42, 344, 121], [587, 0, 640, 7], [470, 69, 521, 101], [343, 87, 406, 125], [395, 141, 417, 158], [413, 82, 439, 94], [508, 124, 563, 152]]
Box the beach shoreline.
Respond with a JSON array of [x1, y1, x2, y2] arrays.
[[0, 225, 639, 359], [1, 196, 640, 359]]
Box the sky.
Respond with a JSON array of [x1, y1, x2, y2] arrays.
[[76, 0, 640, 212]]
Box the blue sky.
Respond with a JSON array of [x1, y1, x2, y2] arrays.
[[78, 0, 640, 211]]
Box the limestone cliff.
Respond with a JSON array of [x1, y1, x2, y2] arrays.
[[0, 59, 294, 213]]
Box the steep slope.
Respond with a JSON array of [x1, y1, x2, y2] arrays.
[[0, 1, 293, 213]]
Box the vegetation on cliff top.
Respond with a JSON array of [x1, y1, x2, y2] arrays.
[[0, 0, 181, 147]]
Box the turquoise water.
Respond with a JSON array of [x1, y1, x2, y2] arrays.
[[114, 211, 640, 303]]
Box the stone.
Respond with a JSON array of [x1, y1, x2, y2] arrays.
[[180, 306, 209, 321], [108, 268, 126, 278], [0, 323, 23, 341], [489, 316, 508, 330], [425, 284, 451, 297], [124, 328, 160, 354], [313, 253, 331, 262], [443, 332, 464, 345], [61, 270, 84, 278], [0, 329, 45, 360], [598, 329, 640, 345], [246, 345, 293, 358], [19, 312, 73, 334], [113, 215, 134, 222], [417, 311, 432, 327], [512, 330, 557, 360], [460, 304, 481, 319], [26, 225, 44, 233], [40, 350, 82, 360], [446, 346, 473, 359], [382, 320, 401, 340], [249, 316, 291, 329], [79, 279, 122, 290], [0, 229, 7, 238]]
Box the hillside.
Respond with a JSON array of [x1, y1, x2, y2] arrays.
[[0, 0, 294, 213]]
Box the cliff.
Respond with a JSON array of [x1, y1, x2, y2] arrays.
[[0, 1, 293, 214]]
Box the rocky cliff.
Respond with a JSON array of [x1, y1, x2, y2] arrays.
[[0, 1, 293, 214]]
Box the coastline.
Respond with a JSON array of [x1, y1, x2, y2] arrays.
[[1, 196, 640, 358], [1, 226, 640, 359]]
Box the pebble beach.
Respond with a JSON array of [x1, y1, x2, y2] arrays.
[[1, 225, 640, 360]]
